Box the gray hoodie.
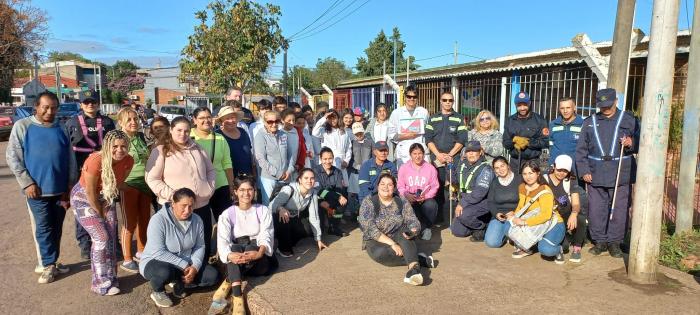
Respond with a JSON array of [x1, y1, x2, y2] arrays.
[[139, 203, 205, 275], [269, 182, 322, 241], [254, 128, 294, 180]]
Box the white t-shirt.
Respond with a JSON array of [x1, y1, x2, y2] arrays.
[[388, 105, 430, 163]]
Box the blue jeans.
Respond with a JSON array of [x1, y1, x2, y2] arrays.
[[538, 223, 566, 257], [484, 219, 509, 248], [27, 196, 66, 267], [259, 176, 277, 206]]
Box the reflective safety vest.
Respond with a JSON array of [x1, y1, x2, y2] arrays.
[[588, 111, 630, 161], [72, 115, 104, 153], [459, 161, 489, 193]]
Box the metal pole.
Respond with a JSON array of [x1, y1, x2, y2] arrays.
[[54, 62, 62, 102], [676, 0, 700, 234], [608, 0, 637, 110], [283, 46, 289, 101], [97, 66, 102, 105], [454, 41, 458, 65], [406, 58, 410, 86], [628, 0, 679, 285], [393, 37, 397, 82]]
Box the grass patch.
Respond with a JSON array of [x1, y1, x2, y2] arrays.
[[659, 224, 700, 273]]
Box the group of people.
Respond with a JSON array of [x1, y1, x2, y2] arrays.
[[7, 83, 638, 312]]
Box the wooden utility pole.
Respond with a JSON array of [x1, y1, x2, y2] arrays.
[[676, 0, 700, 234], [628, 0, 679, 284], [607, 0, 636, 105]]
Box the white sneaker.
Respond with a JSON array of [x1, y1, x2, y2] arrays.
[[37, 265, 56, 284], [105, 287, 121, 296], [35, 263, 69, 274]]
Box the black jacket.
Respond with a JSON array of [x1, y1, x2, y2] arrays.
[[502, 112, 548, 160]]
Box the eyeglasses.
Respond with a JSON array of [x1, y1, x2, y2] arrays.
[[441, 99, 454, 103], [479, 117, 491, 121], [405, 95, 417, 100], [266, 120, 280, 125]]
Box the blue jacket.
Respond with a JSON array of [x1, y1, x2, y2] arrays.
[[358, 159, 397, 202], [548, 115, 584, 166]]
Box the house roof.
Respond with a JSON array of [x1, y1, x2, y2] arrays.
[[13, 75, 81, 89]]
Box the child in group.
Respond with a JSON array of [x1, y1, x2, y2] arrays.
[[347, 122, 373, 217], [314, 148, 349, 237]]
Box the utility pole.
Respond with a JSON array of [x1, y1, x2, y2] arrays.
[[283, 45, 289, 101], [628, 0, 679, 284], [607, 0, 637, 108], [454, 41, 458, 65], [54, 62, 62, 102], [406, 58, 410, 86], [393, 37, 397, 82], [97, 66, 102, 105], [676, 0, 700, 234]]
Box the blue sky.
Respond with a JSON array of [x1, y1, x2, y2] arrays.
[[38, 0, 694, 77]]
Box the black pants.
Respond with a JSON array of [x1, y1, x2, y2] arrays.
[[365, 232, 419, 267], [226, 242, 275, 283], [411, 199, 439, 231], [318, 188, 345, 232], [193, 205, 213, 258], [509, 156, 539, 175], [435, 166, 450, 223], [560, 210, 588, 248], [143, 260, 219, 292], [274, 210, 312, 252], [210, 185, 233, 222]]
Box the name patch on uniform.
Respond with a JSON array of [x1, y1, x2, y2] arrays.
[[369, 170, 377, 176], [449, 126, 456, 132]]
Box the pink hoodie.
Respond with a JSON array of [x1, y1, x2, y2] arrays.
[[397, 161, 439, 199]]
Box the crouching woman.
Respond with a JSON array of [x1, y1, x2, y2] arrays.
[[139, 188, 219, 308], [358, 173, 435, 286], [214, 177, 277, 314]]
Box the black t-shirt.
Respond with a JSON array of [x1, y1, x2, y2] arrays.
[[547, 175, 578, 217]]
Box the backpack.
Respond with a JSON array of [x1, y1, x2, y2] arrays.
[[227, 205, 263, 239], [370, 194, 404, 217]]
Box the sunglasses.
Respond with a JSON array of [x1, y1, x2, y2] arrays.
[[83, 101, 97, 105], [479, 116, 491, 121], [266, 120, 280, 125], [405, 95, 417, 99], [441, 99, 454, 103]]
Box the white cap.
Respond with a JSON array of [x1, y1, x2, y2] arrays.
[[352, 122, 365, 134], [554, 154, 573, 172]]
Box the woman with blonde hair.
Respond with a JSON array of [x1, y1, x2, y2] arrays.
[[468, 110, 504, 162], [70, 130, 134, 295], [115, 107, 152, 273]]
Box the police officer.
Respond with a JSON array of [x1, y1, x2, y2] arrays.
[[358, 141, 397, 202], [425, 91, 468, 223], [502, 91, 549, 172], [449, 141, 494, 241], [65, 91, 116, 259], [549, 97, 584, 172], [575, 88, 639, 258]]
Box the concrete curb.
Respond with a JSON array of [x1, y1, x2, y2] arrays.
[[246, 288, 280, 315]]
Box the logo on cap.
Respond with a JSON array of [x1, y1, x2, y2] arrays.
[[518, 92, 526, 98], [600, 96, 607, 101]]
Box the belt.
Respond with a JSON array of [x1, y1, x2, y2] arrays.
[[587, 155, 632, 161]]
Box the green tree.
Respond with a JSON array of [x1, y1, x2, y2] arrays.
[[47, 51, 93, 63], [180, 0, 286, 94], [313, 57, 352, 89], [283, 65, 316, 92], [110, 59, 139, 81], [356, 27, 418, 77], [110, 90, 124, 104]]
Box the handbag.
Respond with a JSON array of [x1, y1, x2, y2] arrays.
[[507, 189, 558, 250]]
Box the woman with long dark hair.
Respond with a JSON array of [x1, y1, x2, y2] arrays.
[[365, 103, 395, 161], [312, 109, 351, 181]]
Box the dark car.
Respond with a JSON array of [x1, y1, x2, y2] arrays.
[[57, 102, 80, 124]]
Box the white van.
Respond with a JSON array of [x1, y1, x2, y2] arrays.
[[157, 105, 186, 122]]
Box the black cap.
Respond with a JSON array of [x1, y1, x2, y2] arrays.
[[464, 140, 482, 152], [596, 88, 617, 108], [80, 90, 97, 103], [373, 141, 389, 151]]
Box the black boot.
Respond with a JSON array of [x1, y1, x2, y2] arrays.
[[608, 242, 623, 258], [588, 242, 608, 255], [469, 229, 486, 242]]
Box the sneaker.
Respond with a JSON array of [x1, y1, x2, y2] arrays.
[[555, 249, 565, 265], [172, 282, 188, 299], [276, 248, 294, 258], [420, 228, 432, 241], [469, 229, 485, 242], [589, 242, 608, 255], [608, 242, 623, 258], [569, 248, 582, 263], [417, 252, 435, 268], [104, 287, 120, 296], [511, 249, 533, 259], [403, 265, 423, 286], [212, 280, 232, 302], [37, 265, 56, 284], [120, 261, 139, 273], [150, 291, 173, 308], [35, 263, 69, 274], [134, 252, 142, 263], [231, 295, 246, 315]]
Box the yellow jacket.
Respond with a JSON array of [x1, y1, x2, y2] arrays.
[[515, 184, 563, 226]]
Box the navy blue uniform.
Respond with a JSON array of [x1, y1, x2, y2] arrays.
[[358, 159, 397, 202], [548, 115, 584, 166], [449, 156, 493, 237], [575, 109, 639, 244], [502, 112, 548, 171]]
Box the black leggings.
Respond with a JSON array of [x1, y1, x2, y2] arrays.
[[411, 199, 439, 230], [365, 232, 419, 267], [226, 242, 274, 283], [193, 205, 213, 258], [274, 210, 312, 252], [560, 211, 588, 248], [210, 185, 233, 222], [143, 260, 219, 292]]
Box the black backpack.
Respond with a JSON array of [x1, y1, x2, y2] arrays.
[[269, 183, 291, 205], [369, 194, 403, 217]]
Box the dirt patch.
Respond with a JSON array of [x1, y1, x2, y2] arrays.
[[608, 267, 685, 295]]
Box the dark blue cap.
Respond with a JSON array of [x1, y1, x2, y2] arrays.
[[80, 90, 97, 103], [514, 91, 530, 105], [464, 140, 482, 152], [596, 88, 617, 108], [373, 141, 389, 150]]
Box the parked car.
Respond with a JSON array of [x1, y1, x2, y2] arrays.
[[157, 105, 187, 122], [57, 102, 80, 124], [0, 106, 14, 141]]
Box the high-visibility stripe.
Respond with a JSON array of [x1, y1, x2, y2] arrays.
[[551, 126, 565, 132], [431, 117, 443, 122], [26, 200, 43, 267], [570, 126, 582, 132], [549, 141, 554, 146], [425, 125, 434, 130], [457, 126, 467, 131], [448, 116, 461, 122], [358, 180, 369, 184]]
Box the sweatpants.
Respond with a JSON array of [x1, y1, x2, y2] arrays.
[[226, 242, 275, 283], [194, 205, 214, 258], [119, 186, 151, 262], [26, 195, 66, 268], [143, 260, 219, 292], [210, 185, 233, 222], [587, 184, 631, 244], [411, 199, 439, 231], [365, 232, 419, 267], [274, 210, 312, 252], [71, 185, 118, 295]]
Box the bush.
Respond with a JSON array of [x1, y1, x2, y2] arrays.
[[659, 224, 700, 273], [668, 102, 684, 149]]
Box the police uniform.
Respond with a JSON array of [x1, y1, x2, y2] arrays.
[[358, 141, 397, 203], [503, 91, 549, 172], [449, 141, 494, 238], [575, 88, 639, 254], [64, 92, 116, 256], [424, 111, 468, 222]]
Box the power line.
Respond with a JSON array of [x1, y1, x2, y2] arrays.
[[291, 0, 372, 41], [291, 0, 359, 40], [415, 53, 452, 62], [287, 0, 344, 40], [458, 53, 485, 60]]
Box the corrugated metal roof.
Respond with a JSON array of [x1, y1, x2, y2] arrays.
[[398, 59, 585, 82]]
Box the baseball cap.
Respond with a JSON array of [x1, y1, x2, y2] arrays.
[[554, 154, 573, 172], [596, 88, 617, 108], [352, 122, 364, 134], [514, 91, 531, 105], [464, 140, 482, 152], [373, 141, 389, 150], [353, 107, 364, 116], [80, 90, 98, 103]]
